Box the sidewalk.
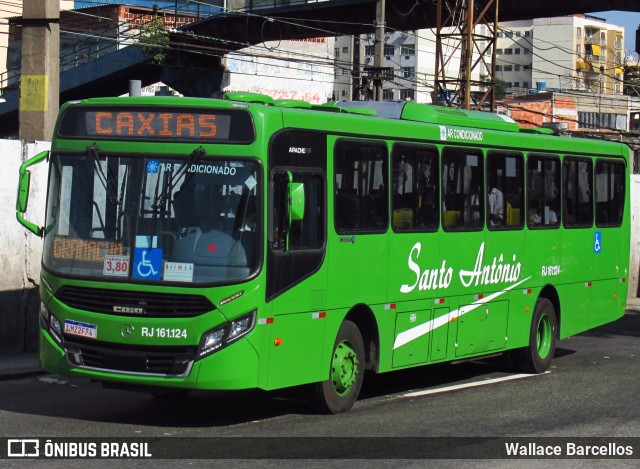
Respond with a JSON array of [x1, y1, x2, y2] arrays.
[[0, 352, 43, 381]]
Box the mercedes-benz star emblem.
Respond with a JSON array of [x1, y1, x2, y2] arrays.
[[121, 324, 135, 339]]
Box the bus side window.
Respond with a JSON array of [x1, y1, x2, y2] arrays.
[[563, 157, 593, 228], [441, 147, 483, 231], [527, 154, 561, 229], [595, 160, 625, 227], [334, 140, 388, 234], [487, 151, 524, 229], [391, 144, 439, 232]]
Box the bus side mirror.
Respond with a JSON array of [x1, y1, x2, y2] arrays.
[[16, 150, 48, 237], [289, 182, 305, 222]]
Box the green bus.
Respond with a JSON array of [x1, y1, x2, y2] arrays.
[[17, 93, 630, 413]]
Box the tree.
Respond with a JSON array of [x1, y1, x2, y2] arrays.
[[623, 63, 640, 97], [140, 18, 170, 64]]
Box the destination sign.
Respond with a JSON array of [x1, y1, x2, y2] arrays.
[[58, 107, 255, 142], [53, 236, 125, 262]]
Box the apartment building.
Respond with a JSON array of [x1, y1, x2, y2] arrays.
[[333, 28, 484, 103], [496, 15, 625, 95]]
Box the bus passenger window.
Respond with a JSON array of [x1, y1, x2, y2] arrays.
[[441, 147, 483, 231], [391, 144, 439, 232], [334, 140, 388, 234], [595, 160, 625, 227], [527, 155, 561, 229], [563, 157, 592, 228], [487, 151, 524, 229]]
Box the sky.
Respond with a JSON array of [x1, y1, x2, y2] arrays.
[[592, 10, 640, 57]]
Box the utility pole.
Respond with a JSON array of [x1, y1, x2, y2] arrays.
[[19, 0, 60, 141], [373, 0, 385, 101]]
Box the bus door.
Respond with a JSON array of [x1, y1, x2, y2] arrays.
[[561, 156, 593, 335], [266, 130, 328, 388], [590, 158, 626, 328]]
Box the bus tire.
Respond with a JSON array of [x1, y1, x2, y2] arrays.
[[311, 320, 364, 414], [513, 297, 557, 374]]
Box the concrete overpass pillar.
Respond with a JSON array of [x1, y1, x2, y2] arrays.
[[19, 1, 60, 142]]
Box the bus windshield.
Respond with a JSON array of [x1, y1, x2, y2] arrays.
[[42, 150, 261, 285]]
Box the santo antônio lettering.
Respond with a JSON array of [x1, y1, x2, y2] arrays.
[[94, 111, 218, 138]]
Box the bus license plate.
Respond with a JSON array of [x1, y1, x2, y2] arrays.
[[64, 320, 97, 339]]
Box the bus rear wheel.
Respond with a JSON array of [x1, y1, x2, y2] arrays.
[[513, 297, 557, 374], [311, 320, 364, 414]]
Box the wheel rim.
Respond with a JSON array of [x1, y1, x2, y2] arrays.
[[331, 340, 359, 396], [536, 314, 553, 359]]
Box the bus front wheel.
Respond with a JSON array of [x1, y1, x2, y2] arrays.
[[311, 320, 364, 414], [513, 297, 557, 374]]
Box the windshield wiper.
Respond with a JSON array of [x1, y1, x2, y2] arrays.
[[148, 147, 206, 247], [88, 144, 128, 241]]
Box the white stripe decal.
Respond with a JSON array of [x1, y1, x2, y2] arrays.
[[393, 276, 532, 350], [402, 371, 548, 398]]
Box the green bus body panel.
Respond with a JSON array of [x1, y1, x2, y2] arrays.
[[34, 95, 630, 393]]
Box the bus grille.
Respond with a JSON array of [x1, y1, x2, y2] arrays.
[[55, 286, 214, 317], [64, 338, 196, 376]]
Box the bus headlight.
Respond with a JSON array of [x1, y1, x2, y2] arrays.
[[197, 310, 256, 359], [39, 302, 63, 344]]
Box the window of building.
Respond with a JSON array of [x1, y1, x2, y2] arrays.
[[595, 160, 625, 227], [563, 157, 592, 228], [365, 45, 375, 56], [334, 48, 340, 59], [342, 69, 350, 76], [506, 82, 512, 87], [402, 67, 415, 78], [514, 65, 520, 71], [342, 46, 349, 54], [527, 155, 561, 228], [400, 89, 415, 101], [577, 45, 582, 56], [496, 65, 502, 72], [523, 81, 530, 88], [516, 31, 522, 37], [391, 144, 439, 232], [515, 48, 521, 55], [384, 44, 395, 56], [504, 65, 513, 72], [506, 31, 514, 38], [505, 48, 513, 55], [401, 44, 415, 55], [334, 140, 388, 233], [497, 32, 503, 38], [441, 147, 484, 231], [383, 89, 394, 100], [513, 82, 520, 88], [577, 27, 582, 39], [524, 48, 531, 55], [383, 68, 395, 78], [341, 89, 348, 97], [524, 64, 531, 70], [524, 30, 531, 37], [487, 152, 524, 229]]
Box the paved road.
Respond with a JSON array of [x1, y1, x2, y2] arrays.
[[0, 310, 638, 467]]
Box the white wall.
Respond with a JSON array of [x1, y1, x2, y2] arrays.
[[1, 140, 50, 353], [629, 174, 640, 307]]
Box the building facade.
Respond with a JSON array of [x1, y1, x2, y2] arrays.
[[333, 28, 483, 103], [496, 15, 625, 95]]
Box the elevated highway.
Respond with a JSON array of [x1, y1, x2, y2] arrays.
[[2, 1, 639, 136]]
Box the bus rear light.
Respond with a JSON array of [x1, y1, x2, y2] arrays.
[[621, 278, 626, 283], [585, 282, 592, 287], [274, 338, 283, 346], [523, 289, 532, 295], [435, 298, 445, 304]]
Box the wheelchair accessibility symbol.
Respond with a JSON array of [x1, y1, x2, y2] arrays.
[[594, 231, 602, 254], [132, 248, 162, 280]]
